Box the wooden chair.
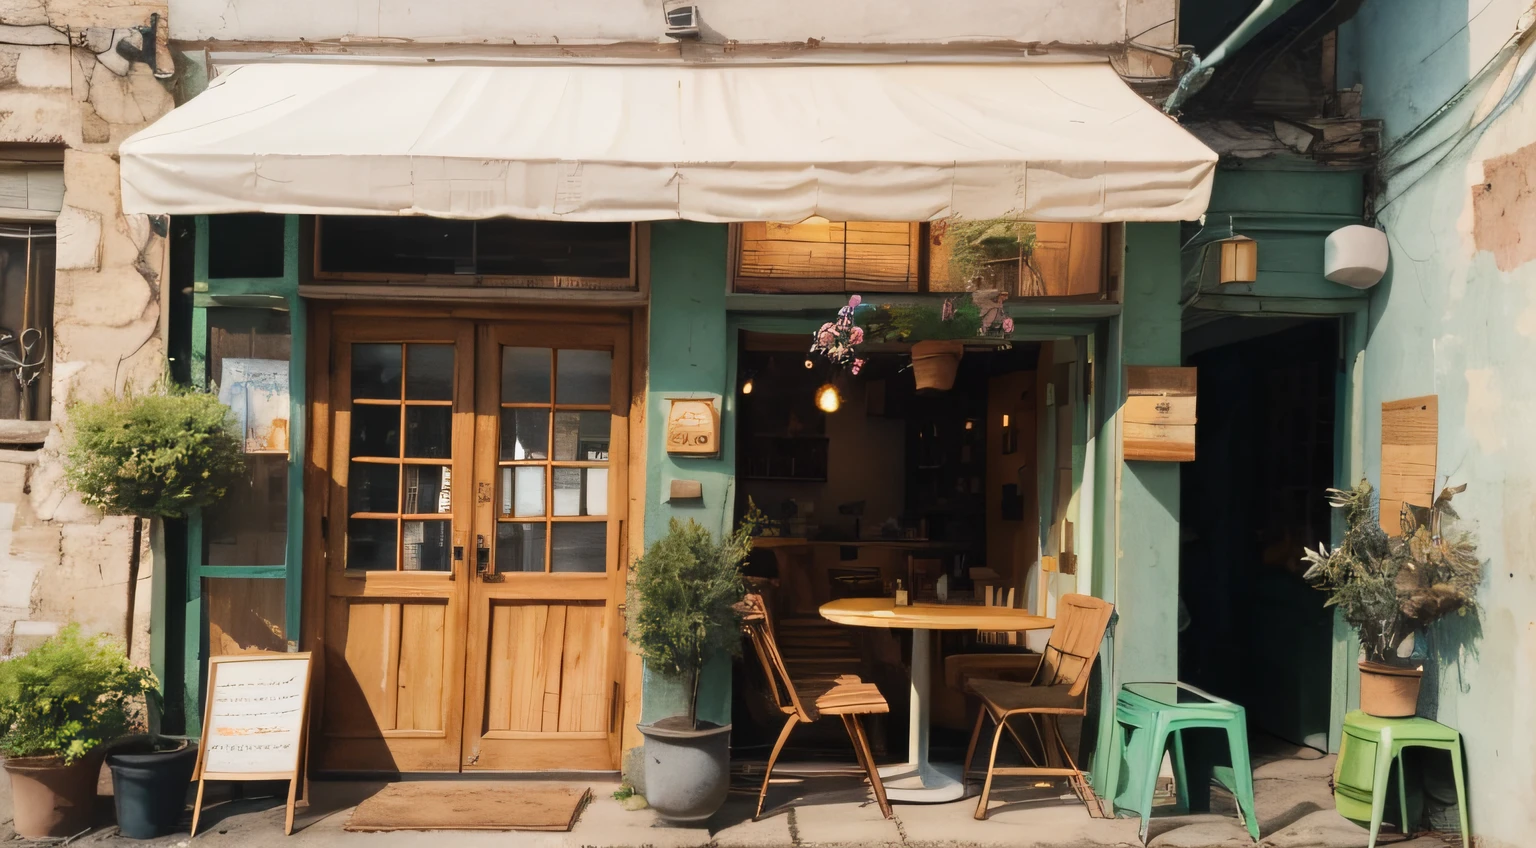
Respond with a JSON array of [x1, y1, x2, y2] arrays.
[[942, 586, 1039, 698], [740, 594, 892, 820], [963, 593, 1114, 820]]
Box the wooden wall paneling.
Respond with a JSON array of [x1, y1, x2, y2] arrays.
[[1380, 395, 1437, 536]]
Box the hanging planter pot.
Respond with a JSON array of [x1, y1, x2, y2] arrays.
[[910, 340, 964, 392], [1357, 661, 1423, 718]]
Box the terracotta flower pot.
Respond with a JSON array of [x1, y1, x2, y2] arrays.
[[1358, 660, 1423, 718], [4, 748, 106, 838], [911, 340, 964, 392]]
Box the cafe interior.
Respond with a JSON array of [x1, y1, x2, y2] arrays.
[[729, 329, 1087, 769]]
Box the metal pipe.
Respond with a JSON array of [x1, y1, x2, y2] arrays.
[[1164, 0, 1305, 113]]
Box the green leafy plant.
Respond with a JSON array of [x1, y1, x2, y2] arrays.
[[626, 506, 760, 729], [64, 387, 245, 657], [1301, 480, 1482, 664], [0, 625, 157, 763]]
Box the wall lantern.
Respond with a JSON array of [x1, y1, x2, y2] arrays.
[[1217, 235, 1258, 284]]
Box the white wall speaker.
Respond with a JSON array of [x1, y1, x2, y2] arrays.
[[1324, 224, 1388, 289]]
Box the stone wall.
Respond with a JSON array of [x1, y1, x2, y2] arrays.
[[0, 0, 174, 665]]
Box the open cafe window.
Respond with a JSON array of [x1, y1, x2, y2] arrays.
[[731, 218, 1110, 300]]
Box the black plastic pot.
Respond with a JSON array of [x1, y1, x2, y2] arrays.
[[107, 740, 198, 839]]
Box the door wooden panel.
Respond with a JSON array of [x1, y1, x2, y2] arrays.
[[483, 601, 608, 733]]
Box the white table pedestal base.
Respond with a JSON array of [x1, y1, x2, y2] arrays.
[[876, 761, 968, 803]]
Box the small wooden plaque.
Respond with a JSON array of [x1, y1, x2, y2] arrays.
[[1123, 367, 1197, 462], [1380, 395, 1437, 536], [666, 398, 720, 456]]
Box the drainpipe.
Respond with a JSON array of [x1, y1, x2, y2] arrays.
[[1164, 0, 1306, 113]]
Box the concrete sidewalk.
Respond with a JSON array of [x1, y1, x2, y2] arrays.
[[0, 748, 1457, 847]]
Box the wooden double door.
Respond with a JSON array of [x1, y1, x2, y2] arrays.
[[316, 313, 631, 772]]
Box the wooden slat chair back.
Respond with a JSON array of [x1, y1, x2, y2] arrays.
[[962, 593, 1114, 820], [977, 586, 1019, 646], [739, 594, 892, 819]]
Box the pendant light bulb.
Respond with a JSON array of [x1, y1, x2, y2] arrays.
[[816, 384, 841, 413], [742, 377, 754, 395], [804, 359, 814, 369]]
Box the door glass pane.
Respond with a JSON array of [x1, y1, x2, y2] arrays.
[[503, 466, 545, 517], [352, 344, 402, 399], [348, 462, 400, 514], [553, 412, 611, 461], [586, 468, 608, 516], [348, 519, 397, 570], [552, 523, 607, 573], [496, 523, 546, 572], [402, 465, 452, 515], [556, 350, 611, 405], [402, 520, 451, 572], [351, 406, 400, 457], [203, 454, 288, 566], [404, 406, 452, 458], [405, 344, 454, 400], [502, 347, 551, 403], [500, 408, 549, 460], [203, 577, 286, 655]]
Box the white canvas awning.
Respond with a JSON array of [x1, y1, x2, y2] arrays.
[[119, 61, 1217, 223]]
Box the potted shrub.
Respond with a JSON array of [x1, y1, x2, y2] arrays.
[[0, 626, 157, 838], [63, 387, 243, 835], [1301, 480, 1482, 717], [627, 512, 758, 824]]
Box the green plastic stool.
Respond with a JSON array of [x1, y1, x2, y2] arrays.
[[1333, 711, 1469, 848], [1104, 682, 1259, 844]]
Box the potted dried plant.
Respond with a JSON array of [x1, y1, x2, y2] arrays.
[[0, 626, 157, 838], [1301, 480, 1482, 717], [627, 508, 759, 823]]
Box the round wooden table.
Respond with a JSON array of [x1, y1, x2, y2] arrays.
[[819, 598, 1054, 803]]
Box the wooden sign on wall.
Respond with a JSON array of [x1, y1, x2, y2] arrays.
[[665, 398, 720, 456], [1123, 366, 1197, 462], [1380, 395, 1437, 536]]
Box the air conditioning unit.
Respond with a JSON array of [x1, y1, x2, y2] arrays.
[[664, 4, 701, 39], [1324, 225, 1389, 289]]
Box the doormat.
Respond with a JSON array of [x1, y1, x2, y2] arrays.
[[345, 782, 592, 832]]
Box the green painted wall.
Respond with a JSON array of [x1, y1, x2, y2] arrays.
[[637, 222, 737, 738], [1115, 223, 1184, 683]]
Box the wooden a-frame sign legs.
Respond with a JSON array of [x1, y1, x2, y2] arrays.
[[189, 653, 313, 838]]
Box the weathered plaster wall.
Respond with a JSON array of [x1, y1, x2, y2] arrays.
[[168, 0, 1178, 50], [0, 0, 174, 664], [1356, 6, 1536, 844]]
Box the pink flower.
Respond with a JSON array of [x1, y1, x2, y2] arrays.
[[850, 327, 865, 345], [848, 295, 862, 308], [1002, 317, 1014, 334], [819, 329, 835, 347], [851, 358, 865, 375]]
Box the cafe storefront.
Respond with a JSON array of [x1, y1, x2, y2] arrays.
[[119, 58, 1217, 782]]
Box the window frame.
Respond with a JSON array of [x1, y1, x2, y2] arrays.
[[309, 217, 642, 291], [0, 221, 56, 429]]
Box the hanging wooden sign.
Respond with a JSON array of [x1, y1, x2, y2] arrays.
[[191, 653, 313, 837], [665, 398, 720, 456], [1380, 395, 1437, 536], [1123, 366, 1197, 462]]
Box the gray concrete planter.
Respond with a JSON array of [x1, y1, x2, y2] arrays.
[[637, 718, 731, 824]]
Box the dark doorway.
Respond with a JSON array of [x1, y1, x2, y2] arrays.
[[1179, 318, 1338, 750]]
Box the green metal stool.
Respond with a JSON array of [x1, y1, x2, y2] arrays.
[[1333, 710, 1469, 848], [1104, 682, 1259, 844]]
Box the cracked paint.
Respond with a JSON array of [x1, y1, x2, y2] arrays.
[[1472, 139, 1536, 272]]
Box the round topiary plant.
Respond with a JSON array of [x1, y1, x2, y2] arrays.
[[64, 388, 245, 656]]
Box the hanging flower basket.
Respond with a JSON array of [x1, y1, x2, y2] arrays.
[[807, 291, 1014, 393], [910, 340, 965, 392]]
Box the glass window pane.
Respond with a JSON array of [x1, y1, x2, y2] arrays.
[[502, 466, 545, 518], [208, 214, 286, 279], [352, 344, 402, 399], [402, 520, 451, 572], [586, 468, 608, 517], [348, 462, 400, 515], [405, 344, 454, 401], [553, 468, 583, 517], [203, 454, 289, 566], [319, 216, 474, 276], [502, 347, 551, 403], [552, 523, 607, 573], [553, 411, 611, 461], [549, 468, 607, 517], [203, 577, 286, 655], [404, 406, 452, 458], [401, 465, 452, 515], [350, 405, 400, 458], [474, 220, 632, 278], [500, 408, 549, 460], [496, 523, 546, 573], [556, 350, 611, 405], [348, 519, 397, 570]]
